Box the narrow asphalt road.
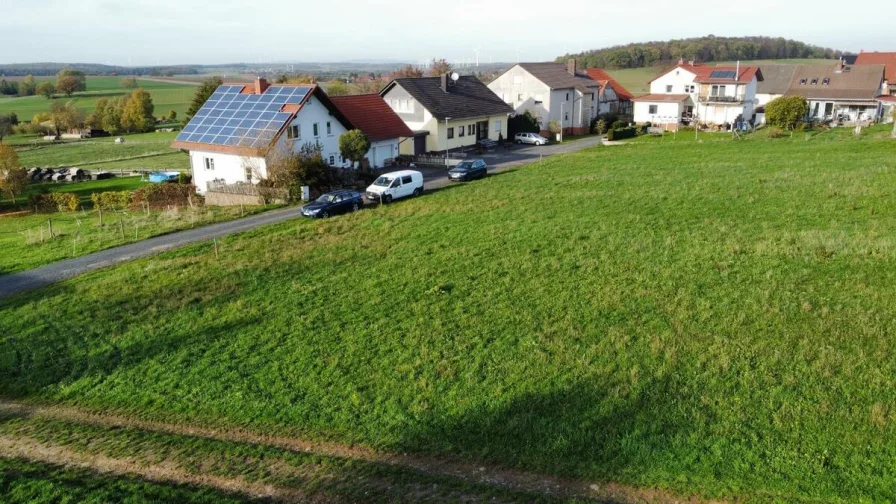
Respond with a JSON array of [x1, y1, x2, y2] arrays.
[[0, 137, 605, 299]]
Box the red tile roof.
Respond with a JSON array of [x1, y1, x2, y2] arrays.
[[329, 94, 413, 141], [651, 63, 761, 84], [583, 68, 634, 101], [855, 52, 896, 82]]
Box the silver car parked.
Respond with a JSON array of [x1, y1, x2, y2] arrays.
[[514, 132, 548, 146]]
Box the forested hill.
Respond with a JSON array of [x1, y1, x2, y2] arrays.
[[558, 36, 846, 69], [0, 62, 202, 77]]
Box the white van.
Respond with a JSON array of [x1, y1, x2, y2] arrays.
[[365, 170, 424, 203]]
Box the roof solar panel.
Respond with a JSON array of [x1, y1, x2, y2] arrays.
[[709, 70, 736, 79], [176, 85, 310, 149]]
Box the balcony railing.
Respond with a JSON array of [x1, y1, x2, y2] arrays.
[[698, 94, 745, 104]]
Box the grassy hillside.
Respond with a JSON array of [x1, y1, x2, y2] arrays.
[[607, 58, 839, 95], [0, 76, 196, 122], [2, 129, 895, 502]]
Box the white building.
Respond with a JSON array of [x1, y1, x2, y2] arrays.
[[633, 62, 763, 129], [381, 75, 513, 155], [330, 94, 413, 169], [488, 60, 600, 136], [172, 79, 353, 194], [786, 62, 886, 123]]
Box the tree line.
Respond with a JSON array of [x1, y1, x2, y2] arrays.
[[0, 63, 200, 77], [0, 69, 87, 99], [558, 35, 845, 69]]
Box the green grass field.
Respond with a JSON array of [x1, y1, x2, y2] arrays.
[[607, 58, 839, 95], [0, 76, 196, 122], [12, 131, 188, 171], [1, 129, 895, 502]]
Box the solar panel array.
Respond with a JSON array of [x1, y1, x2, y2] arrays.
[[709, 70, 737, 79], [175, 85, 310, 148]]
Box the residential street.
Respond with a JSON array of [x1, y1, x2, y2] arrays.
[[0, 137, 604, 299]]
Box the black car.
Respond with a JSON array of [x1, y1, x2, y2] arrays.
[[448, 159, 488, 182], [301, 190, 363, 218]]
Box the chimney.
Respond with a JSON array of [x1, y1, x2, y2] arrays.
[[735, 61, 740, 80], [688, 60, 695, 66], [440, 73, 448, 92], [679, 57, 684, 65], [568, 59, 577, 76], [255, 77, 270, 94]]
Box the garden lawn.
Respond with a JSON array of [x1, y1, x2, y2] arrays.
[[2, 134, 896, 502]]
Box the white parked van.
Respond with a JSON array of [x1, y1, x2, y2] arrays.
[[365, 170, 424, 203]]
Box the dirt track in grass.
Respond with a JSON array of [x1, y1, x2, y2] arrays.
[[0, 400, 722, 504]]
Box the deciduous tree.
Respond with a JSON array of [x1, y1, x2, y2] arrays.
[[0, 113, 18, 143], [86, 99, 108, 129], [0, 145, 27, 204], [121, 77, 138, 89], [167, 110, 177, 121], [428, 58, 452, 77], [766, 96, 809, 130], [326, 80, 350, 96], [185, 76, 222, 121], [121, 88, 155, 133], [36, 81, 55, 99], [49, 101, 83, 136], [102, 97, 125, 135], [56, 69, 87, 97], [391, 65, 423, 79], [339, 129, 371, 170], [18, 75, 37, 96]]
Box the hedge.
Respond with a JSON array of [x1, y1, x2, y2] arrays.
[[30, 193, 79, 213], [91, 191, 133, 211], [607, 127, 637, 141], [131, 184, 202, 210]]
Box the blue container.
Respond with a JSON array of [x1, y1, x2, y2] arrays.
[[149, 171, 180, 183]]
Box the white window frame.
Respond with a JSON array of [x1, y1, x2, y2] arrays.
[[326, 121, 332, 136], [204, 157, 214, 171], [287, 124, 300, 140], [666, 85, 673, 93], [648, 104, 658, 114], [493, 120, 501, 133], [313, 122, 320, 138]]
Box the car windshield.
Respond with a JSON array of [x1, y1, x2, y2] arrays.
[[373, 177, 393, 187], [454, 162, 472, 170], [316, 194, 337, 203]]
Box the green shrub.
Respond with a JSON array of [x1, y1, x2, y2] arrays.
[[767, 126, 786, 139], [131, 183, 202, 210], [611, 120, 624, 131], [90, 190, 133, 211], [592, 119, 607, 135], [607, 126, 637, 141], [766, 96, 809, 129]]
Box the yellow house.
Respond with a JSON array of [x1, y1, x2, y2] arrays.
[[380, 74, 513, 156]]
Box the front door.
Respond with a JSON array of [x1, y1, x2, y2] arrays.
[[414, 135, 426, 155], [476, 121, 489, 140], [824, 103, 834, 118]]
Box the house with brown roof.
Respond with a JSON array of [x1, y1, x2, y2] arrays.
[[582, 68, 634, 116], [783, 62, 885, 122], [380, 74, 513, 155], [487, 60, 601, 136], [633, 61, 763, 129], [171, 78, 353, 194], [330, 94, 413, 169]]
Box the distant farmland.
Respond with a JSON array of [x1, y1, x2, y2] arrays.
[[0, 76, 197, 122]]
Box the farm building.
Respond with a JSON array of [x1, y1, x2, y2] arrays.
[[171, 78, 352, 194], [582, 67, 634, 116]]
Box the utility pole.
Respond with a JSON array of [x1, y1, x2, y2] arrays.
[[445, 117, 452, 167]]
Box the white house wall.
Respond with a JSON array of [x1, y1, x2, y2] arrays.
[[487, 66, 552, 127], [650, 68, 699, 99], [190, 150, 264, 194], [633, 101, 683, 124]]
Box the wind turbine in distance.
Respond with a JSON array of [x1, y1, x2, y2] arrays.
[[474, 48, 480, 67]]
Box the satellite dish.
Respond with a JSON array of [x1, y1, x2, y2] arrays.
[[451, 72, 460, 82]]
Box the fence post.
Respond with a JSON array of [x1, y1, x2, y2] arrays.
[[213, 237, 219, 259], [47, 219, 54, 238], [98, 208, 103, 227], [119, 216, 124, 239]]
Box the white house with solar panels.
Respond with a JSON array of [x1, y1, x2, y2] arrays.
[[172, 78, 353, 194], [632, 62, 763, 129]]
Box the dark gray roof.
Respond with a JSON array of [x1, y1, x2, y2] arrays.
[[756, 65, 797, 94], [383, 76, 513, 121], [785, 64, 885, 100], [518, 63, 599, 93]]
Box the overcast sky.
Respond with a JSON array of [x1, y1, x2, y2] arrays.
[[0, 0, 891, 66]]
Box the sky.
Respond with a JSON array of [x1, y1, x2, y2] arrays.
[[0, 0, 892, 66]]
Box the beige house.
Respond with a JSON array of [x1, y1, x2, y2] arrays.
[[380, 75, 513, 155]]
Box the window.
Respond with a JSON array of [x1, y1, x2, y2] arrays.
[[401, 175, 412, 184], [684, 85, 695, 93], [810, 78, 818, 85], [564, 112, 568, 121], [822, 78, 830, 85], [313, 123, 320, 137], [391, 179, 401, 188], [518, 93, 523, 102], [329, 155, 335, 165], [493, 120, 501, 132], [468, 124, 474, 135], [648, 105, 658, 114], [245, 167, 252, 182], [326, 121, 332, 135], [800, 78, 808, 85], [458, 125, 465, 137], [666, 85, 673, 93], [204, 158, 214, 171], [287, 124, 300, 140], [447, 127, 454, 139], [565, 92, 569, 101]]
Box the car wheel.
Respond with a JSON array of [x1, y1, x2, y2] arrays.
[[413, 188, 422, 197], [322, 211, 329, 218], [352, 202, 359, 212], [516, 140, 521, 144], [385, 195, 393, 204]]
